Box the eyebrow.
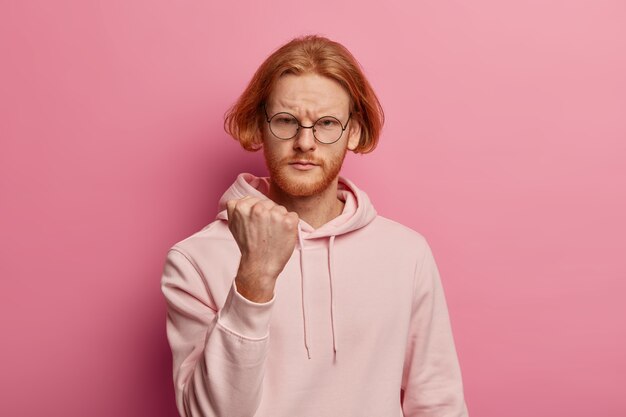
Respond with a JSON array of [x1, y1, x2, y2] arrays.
[[269, 104, 346, 119]]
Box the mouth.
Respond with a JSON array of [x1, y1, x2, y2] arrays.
[[288, 159, 318, 165], [288, 160, 318, 171]]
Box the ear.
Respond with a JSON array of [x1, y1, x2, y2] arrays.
[[347, 122, 361, 151], [249, 131, 264, 151]]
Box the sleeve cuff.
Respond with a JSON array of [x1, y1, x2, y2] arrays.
[[217, 280, 275, 339]]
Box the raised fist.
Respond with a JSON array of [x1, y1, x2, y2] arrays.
[[226, 196, 299, 302]]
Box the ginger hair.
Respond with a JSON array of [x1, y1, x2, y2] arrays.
[[224, 34, 384, 154]]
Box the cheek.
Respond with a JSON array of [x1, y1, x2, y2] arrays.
[[262, 141, 288, 163]]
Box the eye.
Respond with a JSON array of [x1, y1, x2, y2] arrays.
[[317, 117, 341, 129], [274, 115, 297, 125]]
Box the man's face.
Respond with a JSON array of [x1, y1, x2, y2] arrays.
[[262, 72, 360, 198]]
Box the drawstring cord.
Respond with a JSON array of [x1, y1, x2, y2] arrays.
[[297, 223, 339, 358], [329, 235, 338, 354], [297, 223, 311, 359]]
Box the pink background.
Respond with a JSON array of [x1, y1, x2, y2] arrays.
[[1, 1, 625, 416]]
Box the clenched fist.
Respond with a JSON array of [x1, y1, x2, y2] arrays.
[[226, 196, 300, 302]]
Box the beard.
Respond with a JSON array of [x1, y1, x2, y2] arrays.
[[263, 146, 348, 198]]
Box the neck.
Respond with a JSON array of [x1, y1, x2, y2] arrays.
[[267, 178, 345, 229]]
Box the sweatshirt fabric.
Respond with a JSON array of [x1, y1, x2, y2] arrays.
[[160, 172, 469, 417]]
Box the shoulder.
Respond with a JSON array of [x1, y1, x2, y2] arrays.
[[167, 219, 235, 263], [162, 219, 239, 309], [369, 214, 430, 252]]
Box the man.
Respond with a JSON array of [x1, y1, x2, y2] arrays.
[[161, 35, 469, 417]]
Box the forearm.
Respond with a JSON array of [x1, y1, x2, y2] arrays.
[[234, 261, 277, 303], [162, 249, 275, 417], [177, 310, 270, 416]]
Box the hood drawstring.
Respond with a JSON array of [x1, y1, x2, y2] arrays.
[[297, 223, 311, 359], [329, 235, 338, 354], [297, 224, 339, 358]]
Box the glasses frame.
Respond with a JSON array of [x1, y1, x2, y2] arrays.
[[263, 104, 352, 145]]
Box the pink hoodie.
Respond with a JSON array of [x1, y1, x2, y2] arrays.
[[161, 172, 469, 417]]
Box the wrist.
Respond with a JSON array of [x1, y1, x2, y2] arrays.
[[218, 280, 274, 339], [238, 257, 279, 280], [234, 275, 276, 303], [235, 262, 277, 303]]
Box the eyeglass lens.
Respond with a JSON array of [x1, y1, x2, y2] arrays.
[[269, 113, 344, 144]]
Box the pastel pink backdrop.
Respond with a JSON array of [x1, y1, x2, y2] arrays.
[[1, 1, 624, 416]]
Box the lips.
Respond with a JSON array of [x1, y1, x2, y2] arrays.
[[288, 160, 319, 171], [288, 160, 318, 166]]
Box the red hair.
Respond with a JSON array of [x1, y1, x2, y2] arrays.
[[224, 34, 384, 154]]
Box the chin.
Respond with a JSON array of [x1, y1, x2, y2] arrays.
[[273, 166, 335, 197]]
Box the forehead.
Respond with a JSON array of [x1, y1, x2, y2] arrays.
[[267, 73, 350, 114]]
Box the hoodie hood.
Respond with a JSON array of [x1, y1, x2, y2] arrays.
[[216, 172, 377, 358], [216, 172, 376, 237]]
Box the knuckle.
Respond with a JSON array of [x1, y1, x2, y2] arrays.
[[234, 197, 248, 207], [263, 199, 277, 208], [272, 204, 288, 215], [284, 214, 298, 228], [242, 197, 258, 206], [251, 203, 267, 215]]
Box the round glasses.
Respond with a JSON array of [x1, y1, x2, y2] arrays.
[[263, 104, 352, 144]]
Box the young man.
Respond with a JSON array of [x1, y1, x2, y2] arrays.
[[161, 35, 469, 417]]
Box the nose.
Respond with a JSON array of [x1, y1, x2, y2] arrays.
[[293, 126, 317, 152]]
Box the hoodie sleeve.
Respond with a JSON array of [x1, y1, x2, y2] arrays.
[[401, 242, 469, 417], [160, 248, 274, 417]]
